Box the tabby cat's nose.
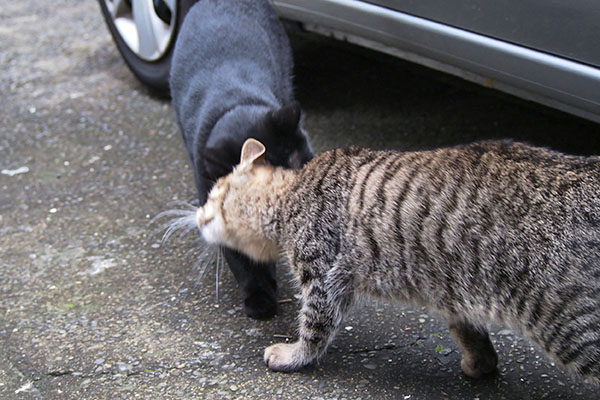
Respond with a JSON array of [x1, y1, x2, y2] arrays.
[[196, 206, 206, 226], [196, 204, 214, 227]]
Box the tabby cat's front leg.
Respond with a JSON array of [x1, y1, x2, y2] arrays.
[[264, 264, 353, 372]]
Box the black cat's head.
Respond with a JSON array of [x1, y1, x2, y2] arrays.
[[203, 102, 313, 181], [251, 101, 313, 169]]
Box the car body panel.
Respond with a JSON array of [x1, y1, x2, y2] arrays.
[[271, 0, 600, 122], [365, 0, 600, 67]]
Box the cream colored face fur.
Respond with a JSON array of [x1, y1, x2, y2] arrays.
[[196, 139, 281, 263]]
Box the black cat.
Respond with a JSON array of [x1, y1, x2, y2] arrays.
[[170, 0, 313, 318]]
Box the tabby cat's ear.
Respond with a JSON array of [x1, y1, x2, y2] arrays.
[[240, 138, 267, 166]]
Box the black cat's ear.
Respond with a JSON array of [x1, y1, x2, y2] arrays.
[[270, 101, 301, 133], [240, 138, 267, 166]]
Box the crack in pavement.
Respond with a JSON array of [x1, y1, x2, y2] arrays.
[[46, 370, 74, 377], [348, 343, 399, 354]]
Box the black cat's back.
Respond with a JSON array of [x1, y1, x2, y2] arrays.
[[170, 0, 308, 199], [171, 0, 294, 109]]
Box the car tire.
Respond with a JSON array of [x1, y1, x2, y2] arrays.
[[98, 0, 197, 96]]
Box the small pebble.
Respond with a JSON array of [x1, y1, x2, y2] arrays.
[[1, 166, 29, 176], [117, 362, 132, 372]]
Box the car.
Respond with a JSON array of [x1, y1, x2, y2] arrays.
[[98, 0, 600, 123]]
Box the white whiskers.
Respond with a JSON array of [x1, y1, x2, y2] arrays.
[[216, 247, 222, 302], [192, 243, 214, 282], [193, 245, 226, 302], [152, 201, 226, 302], [152, 202, 198, 245]]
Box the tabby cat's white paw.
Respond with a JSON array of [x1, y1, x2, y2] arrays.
[[264, 342, 305, 372]]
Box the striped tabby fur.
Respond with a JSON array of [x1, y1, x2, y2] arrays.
[[197, 138, 600, 382]]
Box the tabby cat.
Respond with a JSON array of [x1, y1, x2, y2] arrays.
[[190, 138, 600, 381], [170, 0, 313, 319]]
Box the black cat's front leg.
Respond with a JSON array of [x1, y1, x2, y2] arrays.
[[448, 316, 498, 378], [264, 264, 353, 372], [222, 248, 278, 319]]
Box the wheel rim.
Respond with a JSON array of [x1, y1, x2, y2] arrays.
[[103, 0, 177, 61]]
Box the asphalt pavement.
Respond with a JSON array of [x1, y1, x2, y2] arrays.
[[2, 1, 600, 399]]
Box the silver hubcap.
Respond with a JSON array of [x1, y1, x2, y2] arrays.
[[104, 0, 177, 61]]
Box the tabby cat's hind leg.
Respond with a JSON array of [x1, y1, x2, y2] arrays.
[[448, 317, 498, 378]]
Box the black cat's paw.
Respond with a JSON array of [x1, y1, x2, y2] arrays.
[[243, 289, 279, 320]]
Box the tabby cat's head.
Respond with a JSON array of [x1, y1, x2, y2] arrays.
[[197, 139, 281, 263]]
